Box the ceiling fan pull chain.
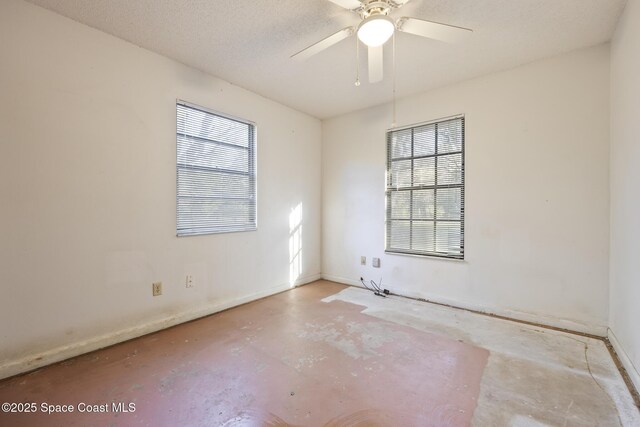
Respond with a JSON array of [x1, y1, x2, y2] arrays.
[[392, 30, 397, 127], [355, 36, 361, 87]]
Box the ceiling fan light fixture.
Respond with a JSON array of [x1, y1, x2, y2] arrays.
[[357, 15, 395, 47]]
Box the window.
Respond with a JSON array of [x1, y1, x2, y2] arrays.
[[385, 116, 465, 259], [176, 101, 256, 236]]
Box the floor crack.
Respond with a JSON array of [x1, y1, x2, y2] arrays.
[[560, 334, 623, 427]]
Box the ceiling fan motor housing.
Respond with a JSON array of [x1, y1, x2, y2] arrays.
[[360, 1, 393, 18]]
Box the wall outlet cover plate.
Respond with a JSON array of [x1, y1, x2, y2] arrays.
[[152, 282, 162, 296]]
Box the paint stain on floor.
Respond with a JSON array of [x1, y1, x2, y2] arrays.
[[0, 282, 488, 426]]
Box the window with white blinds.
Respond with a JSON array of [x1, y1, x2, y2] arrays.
[[176, 101, 257, 236], [386, 116, 465, 259]]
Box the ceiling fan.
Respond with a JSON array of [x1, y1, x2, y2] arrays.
[[292, 0, 472, 84]]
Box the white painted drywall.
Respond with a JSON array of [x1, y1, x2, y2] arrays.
[[0, 0, 321, 377], [609, 0, 640, 390], [322, 45, 611, 334]]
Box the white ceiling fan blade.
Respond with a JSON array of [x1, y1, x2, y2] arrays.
[[291, 27, 355, 61], [368, 45, 384, 83], [397, 17, 472, 43], [327, 0, 362, 10]]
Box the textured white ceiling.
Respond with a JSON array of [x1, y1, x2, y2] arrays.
[[26, 0, 626, 119]]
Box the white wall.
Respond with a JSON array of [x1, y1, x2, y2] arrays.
[[0, 0, 321, 378], [322, 45, 611, 335], [609, 0, 640, 391], [0, 0, 625, 382]]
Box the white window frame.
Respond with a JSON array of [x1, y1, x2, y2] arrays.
[[385, 115, 465, 259], [176, 100, 257, 236]]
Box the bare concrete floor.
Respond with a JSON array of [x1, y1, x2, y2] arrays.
[[0, 281, 638, 426], [324, 285, 640, 426]]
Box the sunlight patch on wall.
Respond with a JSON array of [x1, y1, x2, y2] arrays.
[[289, 203, 303, 287]]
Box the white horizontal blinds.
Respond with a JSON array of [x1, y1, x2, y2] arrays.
[[176, 101, 256, 236], [386, 117, 464, 259]]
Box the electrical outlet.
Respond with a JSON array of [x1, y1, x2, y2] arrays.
[[186, 275, 193, 288], [372, 258, 381, 268], [360, 256, 366, 266], [152, 282, 162, 296]]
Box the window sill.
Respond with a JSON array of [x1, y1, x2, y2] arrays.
[[177, 227, 257, 237], [384, 250, 466, 262]]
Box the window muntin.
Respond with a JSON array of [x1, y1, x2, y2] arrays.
[[386, 117, 464, 259]]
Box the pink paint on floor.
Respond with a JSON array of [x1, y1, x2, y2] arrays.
[[0, 281, 489, 426]]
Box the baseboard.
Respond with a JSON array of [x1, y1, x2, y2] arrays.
[[0, 273, 321, 381], [608, 328, 640, 395], [321, 274, 608, 337], [296, 273, 322, 286], [321, 275, 368, 291]]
